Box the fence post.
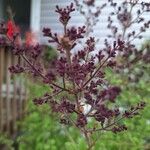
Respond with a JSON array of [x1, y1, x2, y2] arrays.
[[0, 47, 27, 135], [0, 47, 4, 131], [12, 55, 18, 134], [6, 49, 11, 134]]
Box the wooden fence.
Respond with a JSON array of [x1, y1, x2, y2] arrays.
[[0, 47, 27, 136]]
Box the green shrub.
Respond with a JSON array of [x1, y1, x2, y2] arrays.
[[0, 134, 14, 150], [17, 67, 150, 150]]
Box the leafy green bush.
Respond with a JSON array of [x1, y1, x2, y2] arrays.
[[95, 68, 150, 150], [0, 134, 14, 150], [17, 84, 81, 150], [17, 67, 150, 150]]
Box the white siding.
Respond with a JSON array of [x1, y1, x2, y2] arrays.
[[40, 0, 150, 48], [40, 0, 84, 46]]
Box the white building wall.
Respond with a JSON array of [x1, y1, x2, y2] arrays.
[[39, 0, 150, 48]]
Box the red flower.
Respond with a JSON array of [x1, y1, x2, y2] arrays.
[[7, 20, 19, 39], [25, 31, 37, 46]]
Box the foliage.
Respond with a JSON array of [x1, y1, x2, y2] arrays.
[[0, 133, 14, 150], [17, 83, 82, 150], [17, 67, 150, 150], [103, 67, 150, 150], [42, 45, 57, 63]]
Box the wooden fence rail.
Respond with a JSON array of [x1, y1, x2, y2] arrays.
[[0, 47, 27, 136]]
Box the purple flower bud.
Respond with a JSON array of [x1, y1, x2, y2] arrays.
[[99, 86, 121, 102], [42, 28, 52, 37], [112, 125, 127, 133], [9, 64, 24, 74], [76, 114, 87, 128], [43, 71, 56, 84], [55, 3, 75, 25], [58, 99, 75, 113]]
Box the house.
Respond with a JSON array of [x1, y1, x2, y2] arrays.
[[39, 0, 150, 48], [0, 0, 149, 46]]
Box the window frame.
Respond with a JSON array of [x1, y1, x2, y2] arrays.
[[30, 0, 41, 32]]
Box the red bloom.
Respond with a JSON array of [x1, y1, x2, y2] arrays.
[[25, 31, 37, 46], [7, 20, 19, 39]]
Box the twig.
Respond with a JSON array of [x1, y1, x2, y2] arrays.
[[82, 56, 110, 89], [21, 55, 72, 93]]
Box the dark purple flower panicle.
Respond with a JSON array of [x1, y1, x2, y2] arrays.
[[123, 102, 146, 118], [94, 105, 113, 123], [43, 71, 56, 84], [99, 86, 121, 102], [55, 3, 75, 25], [112, 125, 127, 133], [50, 100, 59, 112], [58, 99, 75, 113], [9, 64, 24, 74], [30, 44, 42, 59], [67, 26, 86, 41], [33, 93, 51, 105], [83, 0, 95, 6], [76, 114, 87, 128], [42, 28, 52, 37]]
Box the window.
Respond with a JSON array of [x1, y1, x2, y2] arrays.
[[3, 0, 31, 36]]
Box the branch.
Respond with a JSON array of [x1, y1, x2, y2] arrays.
[[88, 107, 139, 133], [82, 56, 110, 89], [21, 55, 72, 93]]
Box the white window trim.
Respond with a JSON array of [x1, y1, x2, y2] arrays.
[[30, 0, 41, 32]]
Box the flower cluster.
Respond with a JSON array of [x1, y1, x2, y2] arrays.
[[55, 3, 75, 26], [0, 2, 147, 149], [106, 0, 150, 81], [9, 64, 24, 74], [74, 0, 106, 36]]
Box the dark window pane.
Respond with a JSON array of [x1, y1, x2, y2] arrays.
[[3, 0, 31, 36]]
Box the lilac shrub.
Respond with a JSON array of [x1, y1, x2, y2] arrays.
[[106, 0, 150, 81], [0, 2, 147, 149], [74, 0, 106, 36], [74, 0, 150, 83]]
